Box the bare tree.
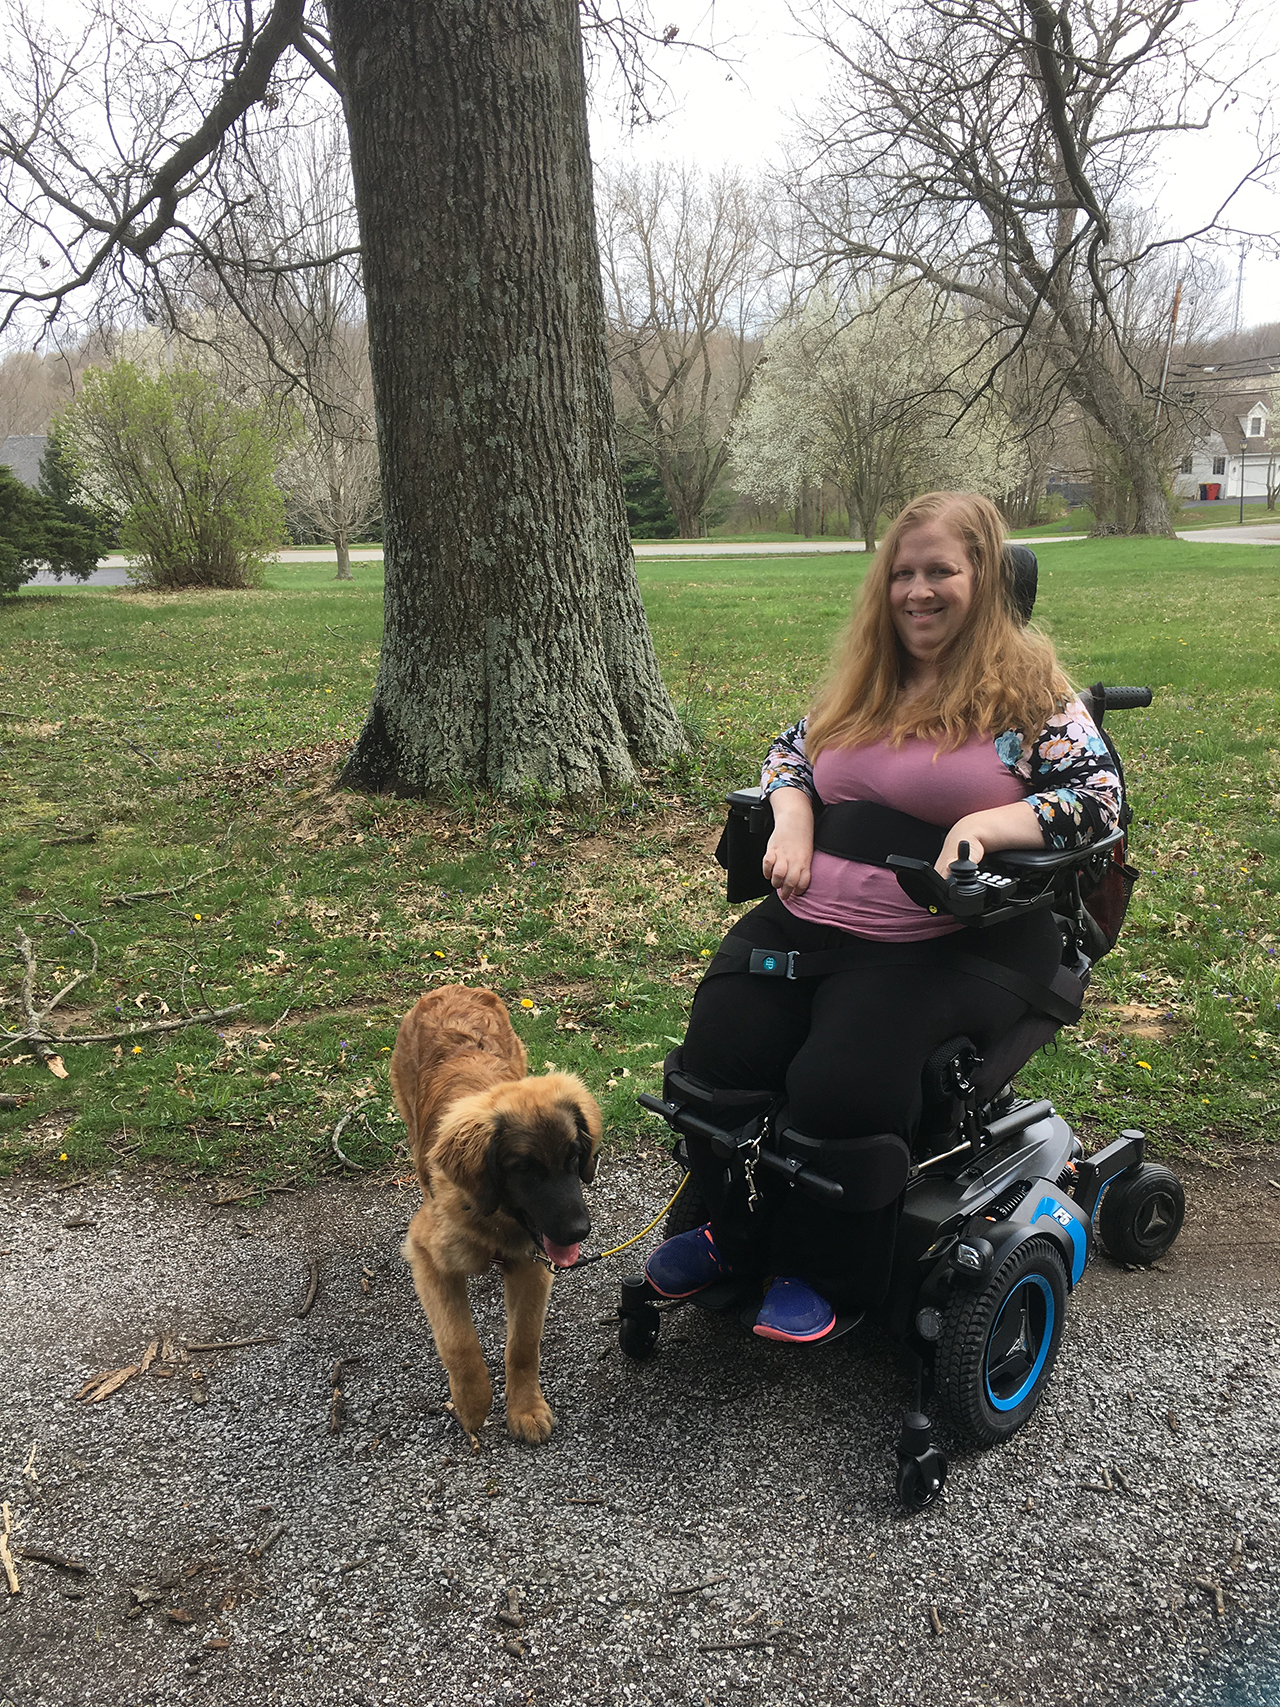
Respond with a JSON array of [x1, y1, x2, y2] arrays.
[[599, 163, 774, 537], [181, 115, 380, 578], [0, 0, 685, 795], [792, 0, 1278, 536]]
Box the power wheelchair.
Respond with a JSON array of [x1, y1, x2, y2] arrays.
[[617, 569, 1185, 1509]]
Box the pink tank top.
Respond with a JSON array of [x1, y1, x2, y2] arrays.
[[783, 731, 1028, 940]]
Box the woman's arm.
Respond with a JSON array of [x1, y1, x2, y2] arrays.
[[1008, 698, 1124, 850], [761, 719, 818, 898], [935, 801, 1042, 875], [763, 785, 815, 900], [944, 699, 1124, 872]]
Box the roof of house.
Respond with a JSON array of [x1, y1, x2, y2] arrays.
[[0, 433, 48, 487]]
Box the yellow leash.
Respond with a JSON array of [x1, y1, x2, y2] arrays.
[[550, 1171, 690, 1271]]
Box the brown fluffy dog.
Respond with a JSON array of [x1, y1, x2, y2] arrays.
[[391, 985, 602, 1444]]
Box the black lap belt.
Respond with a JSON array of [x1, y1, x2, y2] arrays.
[[813, 800, 946, 867], [711, 933, 1084, 1026]]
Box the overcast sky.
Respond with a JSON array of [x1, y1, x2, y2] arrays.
[[590, 0, 1279, 334]]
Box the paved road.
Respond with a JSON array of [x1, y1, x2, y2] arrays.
[[2, 1148, 1278, 1707], [20, 524, 1280, 589]]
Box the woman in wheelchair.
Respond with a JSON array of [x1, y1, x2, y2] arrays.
[[644, 490, 1122, 1344]]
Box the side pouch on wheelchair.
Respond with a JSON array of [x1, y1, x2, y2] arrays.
[[1080, 843, 1138, 961], [779, 1127, 911, 1213], [714, 795, 774, 905]]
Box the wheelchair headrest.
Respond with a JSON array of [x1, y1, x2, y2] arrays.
[[1005, 544, 1038, 624]]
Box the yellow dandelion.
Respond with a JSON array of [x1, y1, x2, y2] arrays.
[[520, 998, 534, 1009], [193, 913, 202, 921], [58, 1152, 68, 1161], [1137, 1061, 1152, 1070], [132, 1045, 143, 1055], [433, 950, 445, 959]]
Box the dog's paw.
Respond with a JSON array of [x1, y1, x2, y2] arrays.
[[447, 1373, 493, 1438], [506, 1393, 555, 1445]]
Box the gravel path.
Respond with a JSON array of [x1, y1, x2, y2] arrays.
[[2, 1148, 1279, 1707]]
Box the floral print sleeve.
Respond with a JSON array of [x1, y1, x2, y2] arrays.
[[761, 717, 820, 803], [995, 697, 1122, 849]]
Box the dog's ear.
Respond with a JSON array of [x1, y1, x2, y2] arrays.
[[565, 1092, 602, 1183], [433, 1104, 504, 1216]]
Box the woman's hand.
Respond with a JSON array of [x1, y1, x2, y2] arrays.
[[763, 788, 815, 901], [935, 803, 1042, 876]]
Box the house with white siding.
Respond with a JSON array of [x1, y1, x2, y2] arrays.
[[1174, 396, 1275, 502]]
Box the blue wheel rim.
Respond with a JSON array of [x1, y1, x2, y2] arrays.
[[985, 1272, 1055, 1412]]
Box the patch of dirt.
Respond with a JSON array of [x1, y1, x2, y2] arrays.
[[1095, 1002, 1182, 1040]]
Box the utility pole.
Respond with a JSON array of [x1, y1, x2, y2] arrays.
[[1154, 279, 1183, 428], [1232, 244, 1247, 337]]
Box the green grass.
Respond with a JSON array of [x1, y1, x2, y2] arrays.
[[1177, 501, 1278, 531], [1, 539, 1277, 1187]]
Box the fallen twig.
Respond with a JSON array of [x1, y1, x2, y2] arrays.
[[15, 1546, 88, 1574], [0, 1504, 19, 1594], [497, 1586, 523, 1628], [560, 1496, 606, 1506], [328, 1360, 347, 1435], [1194, 1577, 1228, 1617], [211, 1177, 301, 1208], [120, 736, 159, 769], [0, 1092, 32, 1110], [696, 1637, 775, 1653], [929, 1605, 944, 1637], [38, 1006, 247, 1047], [667, 1575, 729, 1596], [331, 1111, 361, 1170], [6, 921, 244, 1056], [184, 1336, 280, 1353], [1228, 1533, 1244, 1572], [77, 1365, 140, 1403], [297, 1258, 321, 1320], [247, 1522, 287, 1561], [101, 864, 230, 907]]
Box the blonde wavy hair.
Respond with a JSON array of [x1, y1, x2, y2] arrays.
[[805, 491, 1072, 760]]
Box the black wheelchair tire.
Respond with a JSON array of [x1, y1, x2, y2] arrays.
[[663, 1167, 710, 1240], [935, 1236, 1069, 1448], [1098, 1164, 1185, 1266]]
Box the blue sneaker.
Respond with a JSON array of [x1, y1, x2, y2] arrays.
[[753, 1277, 836, 1344], [644, 1224, 731, 1299]]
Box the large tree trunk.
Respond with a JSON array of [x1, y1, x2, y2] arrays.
[[329, 0, 685, 796], [1054, 309, 1174, 537]]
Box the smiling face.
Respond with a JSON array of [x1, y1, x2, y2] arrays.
[[887, 518, 976, 672]]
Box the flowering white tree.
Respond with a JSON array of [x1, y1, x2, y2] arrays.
[[732, 291, 1028, 550]]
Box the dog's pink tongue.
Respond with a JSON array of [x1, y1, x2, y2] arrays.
[[542, 1237, 581, 1268]]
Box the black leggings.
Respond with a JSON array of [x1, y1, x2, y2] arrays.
[[678, 891, 1062, 1308]]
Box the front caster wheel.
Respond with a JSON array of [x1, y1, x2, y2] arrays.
[[895, 1412, 947, 1509], [896, 1450, 948, 1510], [618, 1274, 659, 1359], [1098, 1163, 1185, 1265], [619, 1307, 659, 1359]]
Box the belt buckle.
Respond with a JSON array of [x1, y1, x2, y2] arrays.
[[749, 948, 798, 979]]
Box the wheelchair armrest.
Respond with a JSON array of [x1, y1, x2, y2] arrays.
[[985, 827, 1125, 881]]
